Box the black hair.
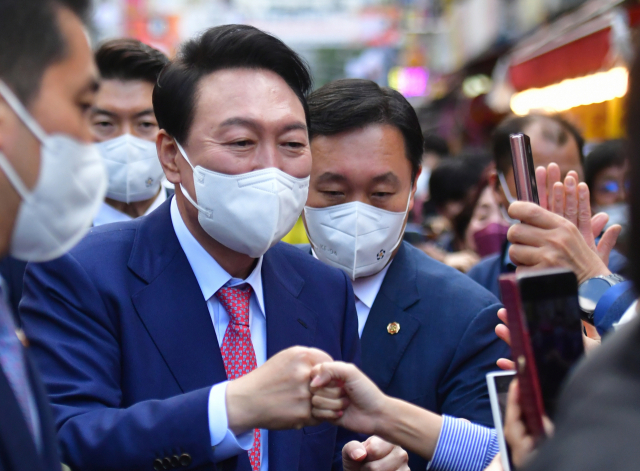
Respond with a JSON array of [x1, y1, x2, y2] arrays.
[[452, 176, 490, 248], [584, 139, 627, 192], [491, 114, 585, 175], [429, 151, 492, 209], [153, 24, 312, 145], [625, 42, 640, 290], [95, 38, 168, 84], [0, 0, 91, 105], [308, 79, 424, 181], [423, 133, 450, 157]]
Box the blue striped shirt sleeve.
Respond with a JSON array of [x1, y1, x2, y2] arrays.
[[427, 415, 499, 471]]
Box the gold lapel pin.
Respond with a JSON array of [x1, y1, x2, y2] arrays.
[[387, 322, 400, 335]]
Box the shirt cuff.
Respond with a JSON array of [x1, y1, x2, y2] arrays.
[[428, 415, 499, 471], [208, 381, 255, 462]]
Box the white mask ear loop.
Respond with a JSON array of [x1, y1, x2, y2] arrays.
[[0, 151, 31, 200], [175, 140, 212, 218], [0, 80, 48, 143], [497, 172, 519, 225], [498, 172, 516, 204], [388, 185, 413, 252]]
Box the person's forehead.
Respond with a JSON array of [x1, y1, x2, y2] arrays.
[[53, 8, 97, 92], [524, 120, 581, 169], [193, 68, 306, 125], [310, 124, 411, 179], [94, 80, 154, 113]]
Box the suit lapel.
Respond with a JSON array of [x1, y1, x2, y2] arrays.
[[262, 246, 316, 471], [361, 242, 421, 391], [0, 365, 43, 471], [129, 200, 226, 392], [25, 353, 58, 471]]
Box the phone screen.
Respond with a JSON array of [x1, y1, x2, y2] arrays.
[[519, 272, 584, 418], [487, 371, 516, 471]]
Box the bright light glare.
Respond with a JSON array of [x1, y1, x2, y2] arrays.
[[510, 67, 628, 115], [388, 67, 429, 97]]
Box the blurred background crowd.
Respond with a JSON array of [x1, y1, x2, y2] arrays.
[[89, 0, 633, 273]]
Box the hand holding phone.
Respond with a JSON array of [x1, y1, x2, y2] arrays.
[[509, 133, 539, 205], [499, 269, 585, 440], [499, 274, 546, 440]]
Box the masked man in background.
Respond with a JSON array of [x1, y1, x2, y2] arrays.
[[0, 37, 169, 315], [20, 25, 409, 471], [0, 0, 106, 469], [302, 78, 509, 471]]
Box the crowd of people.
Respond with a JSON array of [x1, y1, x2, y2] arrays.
[[0, 0, 638, 471]]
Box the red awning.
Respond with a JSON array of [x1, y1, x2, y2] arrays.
[[507, 1, 626, 92]]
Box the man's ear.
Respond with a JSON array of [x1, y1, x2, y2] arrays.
[[408, 166, 422, 212], [157, 130, 181, 184]]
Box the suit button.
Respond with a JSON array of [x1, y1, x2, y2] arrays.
[[153, 459, 163, 471], [179, 453, 192, 467], [163, 457, 172, 469], [171, 455, 180, 468]]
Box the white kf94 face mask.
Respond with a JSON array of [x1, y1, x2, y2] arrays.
[[96, 134, 164, 203], [304, 192, 411, 280], [0, 80, 107, 262], [176, 141, 310, 258]]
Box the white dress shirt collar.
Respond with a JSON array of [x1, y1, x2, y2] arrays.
[[169, 196, 265, 315], [93, 188, 167, 227], [351, 264, 391, 310]]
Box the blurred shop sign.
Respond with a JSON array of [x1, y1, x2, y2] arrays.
[[388, 67, 429, 97], [124, 0, 179, 54], [510, 66, 628, 115]]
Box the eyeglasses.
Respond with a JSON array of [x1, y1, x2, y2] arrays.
[[597, 180, 630, 194]]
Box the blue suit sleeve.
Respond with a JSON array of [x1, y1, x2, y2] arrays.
[[332, 271, 362, 471], [437, 302, 509, 427], [20, 255, 217, 471]]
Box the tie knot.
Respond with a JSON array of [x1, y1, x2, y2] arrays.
[[215, 285, 252, 326]]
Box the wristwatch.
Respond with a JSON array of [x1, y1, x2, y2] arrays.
[[578, 274, 626, 324]]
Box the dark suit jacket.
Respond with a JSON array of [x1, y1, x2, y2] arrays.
[[524, 314, 640, 471], [467, 241, 628, 300], [0, 256, 28, 321], [361, 242, 508, 470], [0, 349, 61, 471], [20, 199, 360, 471]]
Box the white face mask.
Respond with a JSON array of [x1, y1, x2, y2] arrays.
[[498, 171, 518, 225], [176, 141, 309, 258], [96, 134, 164, 203], [0, 81, 107, 262], [304, 193, 411, 280]]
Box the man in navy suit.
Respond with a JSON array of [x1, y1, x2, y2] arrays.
[[302, 79, 510, 471], [0, 0, 103, 469], [20, 25, 409, 471]]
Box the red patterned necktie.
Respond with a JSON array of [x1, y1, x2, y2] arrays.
[[216, 285, 260, 471]]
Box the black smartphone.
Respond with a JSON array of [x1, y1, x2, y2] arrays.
[[517, 269, 584, 418], [509, 133, 539, 204]]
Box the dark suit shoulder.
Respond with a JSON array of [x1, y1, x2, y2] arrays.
[[269, 242, 349, 285], [467, 252, 501, 284], [404, 243, 501, 311]]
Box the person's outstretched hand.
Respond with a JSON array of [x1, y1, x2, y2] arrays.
[[342, 436, 409, 471], [503, 380, 554, 468], [535, 163, 619, 265], [495, 308, 515, 370], [310, 361, 386, 435], [509, 164, 621, 284]]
